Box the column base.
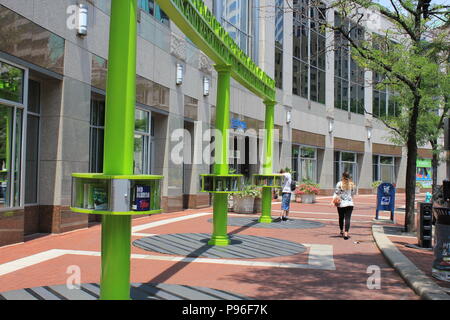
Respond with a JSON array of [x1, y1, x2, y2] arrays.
[[208, 235, 230, 246], [258, 216, 273, 224]]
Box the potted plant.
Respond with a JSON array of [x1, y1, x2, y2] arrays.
[[233, 184, 261, 214], [416, 182, 423, 194], [295, 180, 320, 204], [372, 181, 382, 194]]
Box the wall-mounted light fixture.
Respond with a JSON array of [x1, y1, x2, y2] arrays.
[[176, 64, 183, 85], [328, 118, 334, 134], [203, 77, 210, 96], [367, 127, 373, 140], [286, 110, 292, 124], [77, 4, 88, 37]]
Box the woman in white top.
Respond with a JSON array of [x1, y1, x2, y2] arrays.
[[333, 172, 356, 240]]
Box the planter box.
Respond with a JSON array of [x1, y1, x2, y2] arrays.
[[253, 197, 262, 213], [233, 196, 255, 214], [300, 194, 316, 204]]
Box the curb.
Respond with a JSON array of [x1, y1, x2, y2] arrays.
[[372, 224, 450, 300]]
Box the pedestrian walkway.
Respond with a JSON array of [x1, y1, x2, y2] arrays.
[[0, 194, 429, 299]]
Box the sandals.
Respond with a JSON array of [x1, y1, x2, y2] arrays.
[[340, 231, 344, 237], [344, 233, 350, 240]]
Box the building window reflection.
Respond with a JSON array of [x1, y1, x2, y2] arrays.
[[0, 60, 25, 209], [292, 0, 326, 104]]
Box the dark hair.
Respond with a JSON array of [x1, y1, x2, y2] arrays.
[[280, 169, 285, 173]]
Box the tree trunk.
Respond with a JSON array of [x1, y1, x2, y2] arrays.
[[404, 96, 421, 233]]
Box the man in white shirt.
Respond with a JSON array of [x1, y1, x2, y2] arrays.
[[280, 169, 292, 221]]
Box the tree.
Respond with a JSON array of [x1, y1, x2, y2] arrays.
[[284, 0, 449, 231]]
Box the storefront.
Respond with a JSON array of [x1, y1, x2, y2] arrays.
[[0, 59, 26, 210]]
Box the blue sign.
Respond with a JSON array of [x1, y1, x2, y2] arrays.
[[376, 183, 396, 220], [231, 118, 247, 130]]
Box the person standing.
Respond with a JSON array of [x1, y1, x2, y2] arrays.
[[279, 169, 292, 221], [333, 172, 356, 240]]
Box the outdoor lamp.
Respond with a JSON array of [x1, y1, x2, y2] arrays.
[[328, 118, 334, 133], [367, 127, 373, 140], [77, 4, 88, 36], [176, 63, 184, 85], [203, 77, 210, 96], [286, 110, 292, 124]]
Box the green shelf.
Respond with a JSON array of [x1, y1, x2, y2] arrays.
[[253, 174, 284, 188], [71, 173, 163, 215], [200, 174, 244, 193]]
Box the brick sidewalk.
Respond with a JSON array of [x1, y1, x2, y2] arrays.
[[0, 194, 422, 299]]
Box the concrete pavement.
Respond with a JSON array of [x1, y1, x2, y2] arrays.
[[0, 193, 433, 300]]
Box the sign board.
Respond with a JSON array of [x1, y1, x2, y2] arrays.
[[376, 182, 396, 220], [231, 118, 247, 130], [416, 159, 432, 188]]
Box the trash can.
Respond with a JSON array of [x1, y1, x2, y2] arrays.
[[432, 206, 450, 282]]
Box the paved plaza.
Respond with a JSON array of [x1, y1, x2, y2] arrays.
[[0, 194, 449, 300]]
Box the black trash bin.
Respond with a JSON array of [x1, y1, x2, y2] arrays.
[[432, 206, 450, 282]]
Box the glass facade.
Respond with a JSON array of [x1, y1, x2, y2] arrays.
[[292, 145, 317, 183], [0, 5, 65, 75], [372, 72, 400, 118], [89, 97, 155, 176], [134, 109, 154, 175], [89, 94, 105, 173], [334, 151, 358, 185], [25, 80, 40, 204], [0, 60, 25, 209], [373, 155, 396, 183], [275, 0, 284, 89], [292, 0, 326, 104], [334, 13, 365, 114], [138, 0, 170, 27]]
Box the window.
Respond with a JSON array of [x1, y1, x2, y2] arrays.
[[221, 0, 252, 54], [292, 0, 326, 104], [0, 60, 25, 209], [373, 155, 395, 183], [334, 151, 358, 185], [138, 0, 169, 27], [334, 14, 365, 114], [275, 0, 284, 89], [292, 145, 317, 182], [372, 72, 400, 118], [134, 109, 154, 175], [89, 97, 155, 175], [25, 80, 40, 204], [89, 94, 105, 173]]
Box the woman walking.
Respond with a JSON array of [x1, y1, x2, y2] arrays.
[[333, 172, 356, 240]]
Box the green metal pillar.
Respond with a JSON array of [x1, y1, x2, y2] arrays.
[[259, 100, 276, 223], [209, 65, 232, 246], [100, 0, 137, 300]]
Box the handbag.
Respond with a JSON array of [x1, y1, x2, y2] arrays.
[[332, 196, 341, 207]]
